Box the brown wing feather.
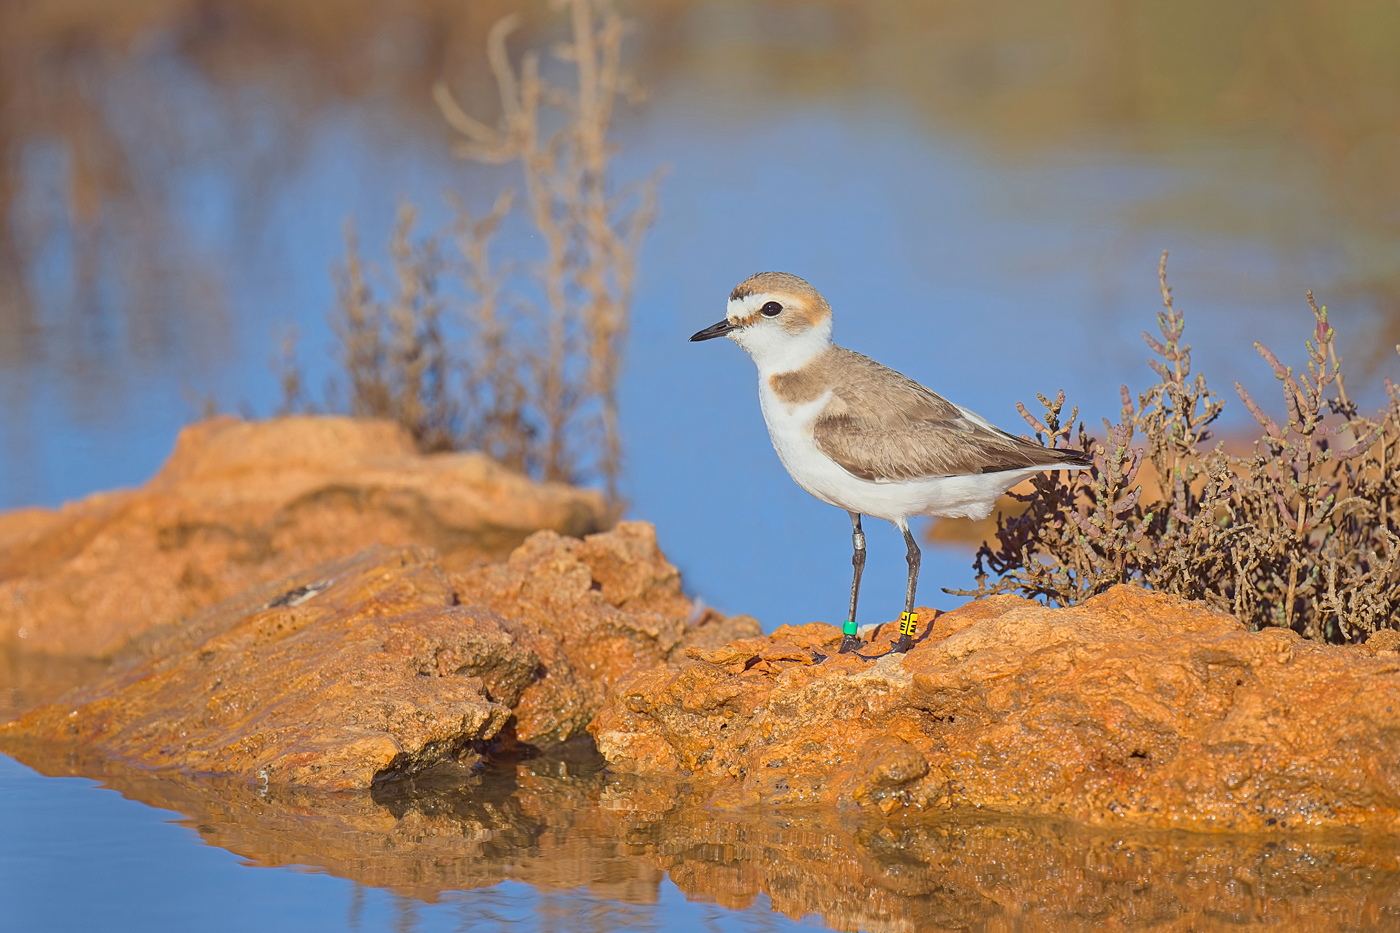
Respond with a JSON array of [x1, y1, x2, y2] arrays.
[[811, 349, 1089, 482]]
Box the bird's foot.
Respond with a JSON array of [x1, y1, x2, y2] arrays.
[[837, 618, 865, 656], [889, 611, 919, 654]]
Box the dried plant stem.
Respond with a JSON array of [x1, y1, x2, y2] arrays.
[[283, 0, 659, 502], [434, 0, 660, 501]]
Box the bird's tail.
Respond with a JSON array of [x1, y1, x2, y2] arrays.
[[1041, 446, 1094, 470]]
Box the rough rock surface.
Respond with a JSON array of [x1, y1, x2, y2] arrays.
[[592, 585, 1400, 833], [0, 523, 757, 788], [2, 547, 528, 787], [0, 416, 609, 657], [450, 521, 760, 744]]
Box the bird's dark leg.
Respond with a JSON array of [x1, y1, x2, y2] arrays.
[[893, 520, 920, 653], [839, 511, 866, 654]]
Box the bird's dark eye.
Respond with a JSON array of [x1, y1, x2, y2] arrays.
[[761, 301, 783, 317]]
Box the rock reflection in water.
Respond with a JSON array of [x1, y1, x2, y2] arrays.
[[8, 739, 665, 904], [0, 645, 108, 725], [632, 806, 1400, 932], [7, 740, 1400, 931]]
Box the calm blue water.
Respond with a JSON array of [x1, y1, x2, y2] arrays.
[[3, 3, 1400, 930], [0, 754, 817, 932], [4, 80, 1388, 626]]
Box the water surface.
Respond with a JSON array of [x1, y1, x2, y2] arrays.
[[4, 2, 1400, 929], [5, 745, 1399, 932], [3, 0, 1399, 625]]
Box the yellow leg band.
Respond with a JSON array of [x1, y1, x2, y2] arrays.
[[899, 611, 918, 637]]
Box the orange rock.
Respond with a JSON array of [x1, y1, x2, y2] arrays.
[[0, 524, 759, 787], [450, 521, 760, 744], [591, 585, 1400, 833], [1, 547, 530, 788], [0, 416, 609, 657]]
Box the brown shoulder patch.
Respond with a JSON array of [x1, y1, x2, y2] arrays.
[[766, 347, 840, 403], [768, 368, 828, 404]]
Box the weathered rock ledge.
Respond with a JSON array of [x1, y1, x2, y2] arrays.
[[0, 415, 610, 657], [4, 414, 1398, 837], [0, 523, 758, 788], [591, 586, 1400, 834]]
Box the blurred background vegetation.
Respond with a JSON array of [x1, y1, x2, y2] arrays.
[[4, 0, 1399, 345], [2, 0, 1399, 626]]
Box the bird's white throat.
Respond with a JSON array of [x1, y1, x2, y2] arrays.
[[728, 314, 833, 377]]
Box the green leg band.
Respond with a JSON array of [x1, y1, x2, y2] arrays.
[[842, 619, 858, 636]]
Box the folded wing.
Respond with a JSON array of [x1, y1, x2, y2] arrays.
[[812, 349, 1092, 482]]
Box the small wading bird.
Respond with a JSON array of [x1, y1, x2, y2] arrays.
[[690, 272, 1092, 655]]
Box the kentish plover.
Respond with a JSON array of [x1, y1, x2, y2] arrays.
[[690, 271, 1092, 655]]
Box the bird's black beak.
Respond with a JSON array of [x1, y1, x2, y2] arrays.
[[689, 319, 736, 342]]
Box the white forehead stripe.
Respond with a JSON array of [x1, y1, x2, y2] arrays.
[[726, 292, 775, 323]]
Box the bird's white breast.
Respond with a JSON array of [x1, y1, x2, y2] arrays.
[[757, 378, 1045, 523], [758, 381, 833, 494]]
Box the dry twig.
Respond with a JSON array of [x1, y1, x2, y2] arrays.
[[284, 0, 658, 503]]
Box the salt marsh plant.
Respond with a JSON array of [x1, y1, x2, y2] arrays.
[[300, 0, 658, 502], [956, 253, 1400, 642]]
